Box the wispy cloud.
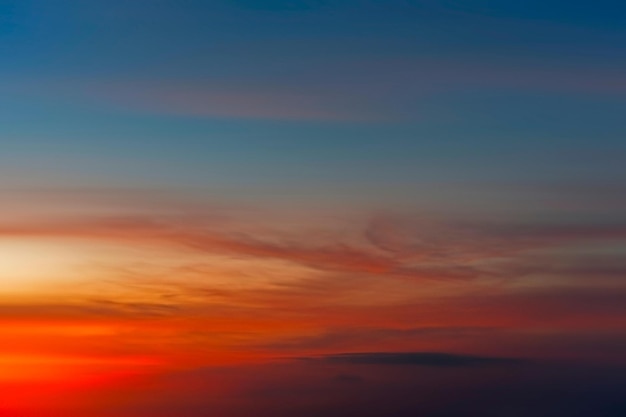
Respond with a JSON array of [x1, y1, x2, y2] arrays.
[[5, 52, 625, 123], [2, 194, 626, 282], [0, 189, 624, 368]]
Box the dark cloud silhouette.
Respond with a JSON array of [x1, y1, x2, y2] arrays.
[[311, 352, 528, 367], [332, 374, 364, 383], [263, 326, 499, 351], [79, 359, 626, 417]]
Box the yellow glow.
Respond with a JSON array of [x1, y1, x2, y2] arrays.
[[0, 239, 89, 293]]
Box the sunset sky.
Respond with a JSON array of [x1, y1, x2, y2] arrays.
[[1, 1, 625, 416]]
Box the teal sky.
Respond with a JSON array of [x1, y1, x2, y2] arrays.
[[1, 0, 625, 201]]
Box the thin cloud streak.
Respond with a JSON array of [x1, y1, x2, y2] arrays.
[[1, 201, 626, 281], [4, 53, 625, 123]]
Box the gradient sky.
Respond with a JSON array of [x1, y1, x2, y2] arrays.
[[0, 1, 625, 416]]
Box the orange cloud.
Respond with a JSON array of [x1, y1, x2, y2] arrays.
[[0, 189, 624, 416]]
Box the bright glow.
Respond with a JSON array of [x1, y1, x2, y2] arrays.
[[0, 239, 88, 293]]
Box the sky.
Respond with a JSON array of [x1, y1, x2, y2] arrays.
[[0, 1, 625, 416]]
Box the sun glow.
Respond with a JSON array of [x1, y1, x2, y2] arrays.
[[0, 239, 92, 293]]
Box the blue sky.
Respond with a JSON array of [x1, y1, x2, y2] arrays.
[[0, 0, 625, 195], [0, 0, 626, 244], [0, 0, 626, 196]]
